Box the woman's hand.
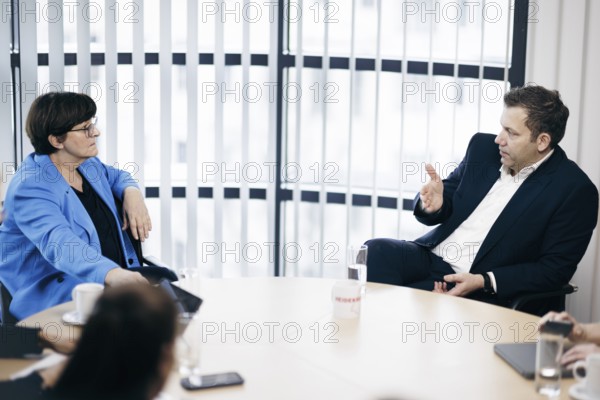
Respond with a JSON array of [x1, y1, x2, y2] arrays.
[[539, 311, 586, 343], [39, 360, 68, 390], [38, 330, 77, 355], [561, 343, 600, 366], [122, 187, 152, 242], [104, 268, 148, 286]]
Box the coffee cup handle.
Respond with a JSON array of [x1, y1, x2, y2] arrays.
[[572, 360, 587, 382]]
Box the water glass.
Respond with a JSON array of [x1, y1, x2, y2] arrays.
[[177, 267, 202, 294], [347, 245, 368, 288], [535, 331, 563, 397], [176, 312, 202, 377]]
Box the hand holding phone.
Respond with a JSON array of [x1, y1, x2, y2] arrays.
[[540, 320, 574, 337], [181, 372, 244, 390]]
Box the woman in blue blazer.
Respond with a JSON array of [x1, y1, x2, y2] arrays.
[[0, 92, 150, 320]]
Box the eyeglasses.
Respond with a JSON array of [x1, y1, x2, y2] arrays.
[[70, 116, 98, 138]]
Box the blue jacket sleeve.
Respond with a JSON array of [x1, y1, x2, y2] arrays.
[[13, 182, 118, 284], [101, 161, 139, 202]]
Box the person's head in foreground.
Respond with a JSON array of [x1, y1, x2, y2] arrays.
[[53, 284, 178, 400], [496, 84, 569, 174]]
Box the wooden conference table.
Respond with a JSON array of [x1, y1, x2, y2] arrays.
[[2, 278, 576, 399]]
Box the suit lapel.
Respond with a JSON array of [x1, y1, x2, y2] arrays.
[[34, 154, 98, 239], [456, 170, 500, 222], [471, 148, 564, 270], [441, 166, 500, 239]]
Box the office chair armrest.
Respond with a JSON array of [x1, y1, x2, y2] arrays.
[[509, 283, 578, 311], [130, 262, 178, 283], [0, 281, 17, 325], [138, 254, 178, 283]]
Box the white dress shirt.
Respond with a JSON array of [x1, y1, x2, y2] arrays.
[[431, 150, 554, 291]]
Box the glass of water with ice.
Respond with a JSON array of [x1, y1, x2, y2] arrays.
[[347, 245, 368, 293]]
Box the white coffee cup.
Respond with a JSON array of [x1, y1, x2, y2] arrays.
[[331, 280, 361, 319], [71, 283, 104, 323], [573, 353, 600, 399]]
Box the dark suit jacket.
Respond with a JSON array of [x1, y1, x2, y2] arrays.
[[413, 133, 599, 304]]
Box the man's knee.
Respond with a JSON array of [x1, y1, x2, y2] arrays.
[[364, 239, 408, 273], [365, 238, 415, 262], [364, 238, 400, 255]]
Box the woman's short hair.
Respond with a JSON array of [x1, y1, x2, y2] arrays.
[[52, 284, 178, 400], [25, 92, 97, 154]]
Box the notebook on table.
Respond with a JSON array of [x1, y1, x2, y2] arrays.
[[494, 342, 573, 379]]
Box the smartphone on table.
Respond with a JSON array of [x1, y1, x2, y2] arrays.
[[181, 372, 244, 390]]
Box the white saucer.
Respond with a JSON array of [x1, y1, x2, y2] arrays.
[[62, 310, 84, 325], [569, 382, 600, 400]]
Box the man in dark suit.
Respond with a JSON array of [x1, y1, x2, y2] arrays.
[[366, 85, 599, 314]]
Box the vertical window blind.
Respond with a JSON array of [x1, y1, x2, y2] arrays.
[[2, 0, 529, 278]]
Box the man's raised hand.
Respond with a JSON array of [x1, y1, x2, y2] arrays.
[[419, 163, 444, 213]]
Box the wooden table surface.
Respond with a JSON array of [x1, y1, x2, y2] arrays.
[[2, 277, 577, 399]]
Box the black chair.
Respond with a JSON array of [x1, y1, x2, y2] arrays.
[[0, 281, 17, 325], [126, 227, 178, 283], [115, 195, 177, 283], [509, 283, 577, 316]]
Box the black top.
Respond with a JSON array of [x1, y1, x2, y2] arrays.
[[0, 373, 146, 400], [73, 173, 125, 268], [0, 326, 43, 358], [0, 373, 48, 400]]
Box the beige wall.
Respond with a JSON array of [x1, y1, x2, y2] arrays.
[[526, 0, 600, 322]]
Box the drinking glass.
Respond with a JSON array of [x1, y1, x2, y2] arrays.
[[535, 331, 563, 397], [176, 312, 202, 377], [347, 245, 368, 293]]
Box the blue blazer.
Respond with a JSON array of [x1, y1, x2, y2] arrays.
[[413, 133, 599, 301], [0, 154, 141, 320]]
